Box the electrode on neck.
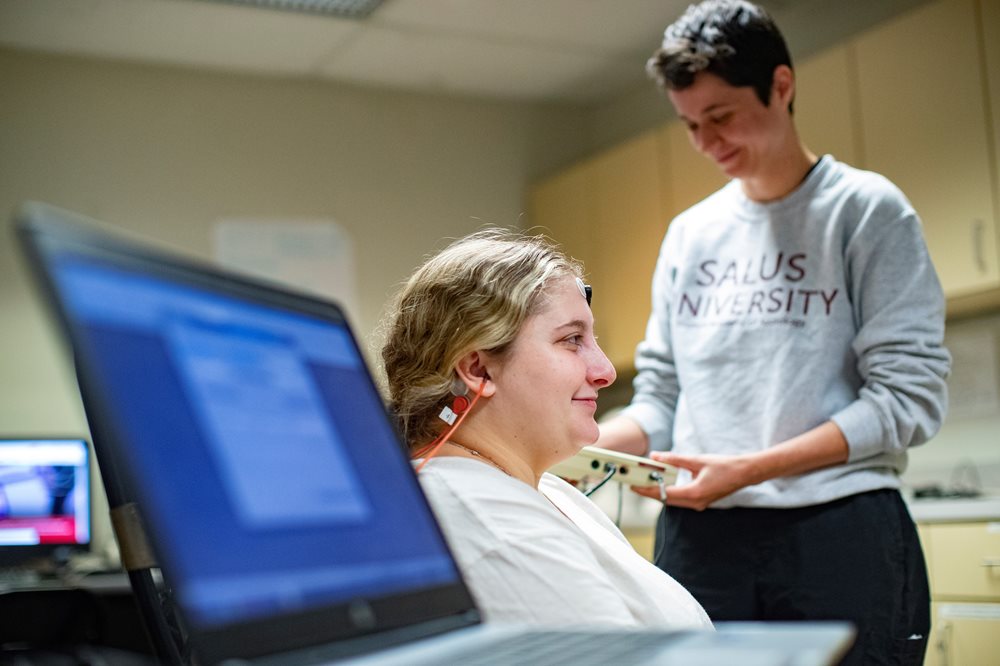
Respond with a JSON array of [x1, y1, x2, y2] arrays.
[[440, 377, 471, 425]]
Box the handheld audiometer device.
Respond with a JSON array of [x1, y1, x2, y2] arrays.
[[548, 446, 677, 488]]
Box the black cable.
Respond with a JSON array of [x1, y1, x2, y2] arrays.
[[649, 472, 668, 564], [615, 482, 624, 527], [584, 463, 618, 497]]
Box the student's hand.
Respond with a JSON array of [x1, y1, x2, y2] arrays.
[[631, 423, 850, 509], [631, 451, 761, 511]]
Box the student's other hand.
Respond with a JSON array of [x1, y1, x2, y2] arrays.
[[631, 451, 760, 511]]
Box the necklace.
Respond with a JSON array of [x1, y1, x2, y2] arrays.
[[445, 441, 513, 477]]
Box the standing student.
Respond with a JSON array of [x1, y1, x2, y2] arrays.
[[595, 1, 950, 663]]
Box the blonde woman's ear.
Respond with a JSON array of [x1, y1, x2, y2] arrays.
[[454, 351, 496, 398]]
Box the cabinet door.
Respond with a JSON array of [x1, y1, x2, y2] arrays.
[[981, 0, 1000, 292], [854, 0, 999, 298], [794, 44, 859, 166], [656, 120, 729, 219], [528, 161, 601, 339], [528, 159, 598, 274], [928, 602, 1000, 666], [925, 522, 1000, 601], [527, 132, 666, 370], [590, 130, 668, 369]]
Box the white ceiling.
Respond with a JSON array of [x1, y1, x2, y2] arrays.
[[0, 0, 931, 106], [0, 0, 806, 105]]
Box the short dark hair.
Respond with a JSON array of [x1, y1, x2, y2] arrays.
[[647, 0, 792, 108]]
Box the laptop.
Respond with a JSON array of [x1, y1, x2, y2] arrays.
[[15, 201, 854, 666]]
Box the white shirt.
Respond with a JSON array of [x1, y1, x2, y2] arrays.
[[416, 456, 713, 630]]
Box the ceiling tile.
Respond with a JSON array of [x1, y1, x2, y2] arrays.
[[315, 23, 641, 102], [376, 0, 689, 55], [0, 0, 362, 75]]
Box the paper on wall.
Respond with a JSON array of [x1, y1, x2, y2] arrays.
[[213, 219, 359, 324]]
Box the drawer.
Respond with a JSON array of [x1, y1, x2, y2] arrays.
[[926, 602, 1000, 666], [924, 522, 1000, 600]]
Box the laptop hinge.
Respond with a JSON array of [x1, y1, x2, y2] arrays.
[[111, 502, 158, 571]]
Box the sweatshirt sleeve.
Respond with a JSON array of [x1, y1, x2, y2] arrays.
[[620, 230, 681, 452], [830, 207, 951, 462]]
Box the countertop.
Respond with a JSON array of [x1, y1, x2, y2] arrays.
[[906, 495, 1000, 523]]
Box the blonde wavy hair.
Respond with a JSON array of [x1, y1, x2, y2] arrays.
[[381, 228, 583, 449]]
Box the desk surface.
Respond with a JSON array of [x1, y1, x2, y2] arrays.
[[0, 569, 132, 593], [0, 572, 153, 658]]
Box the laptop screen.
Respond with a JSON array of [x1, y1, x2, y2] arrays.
[[17, 204, 477, 661]]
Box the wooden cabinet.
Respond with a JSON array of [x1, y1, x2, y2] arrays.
[[926, 602, 1000, 666], [854, 0, 1000, 300], [528, 130, 667, 369], [984, 0, 1000, 209], [919, 521, 1000, 665], [794, 44, 860, 167], [589, 131, 668, 368], [923, 521, 1000, 601], [977, 0, 1000, 315], [655, 120, 728, 218], [528, 158, 598, 277]]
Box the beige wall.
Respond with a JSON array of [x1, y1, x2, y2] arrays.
[[0, 49, 593, 559], [0, 47, 591, 431]]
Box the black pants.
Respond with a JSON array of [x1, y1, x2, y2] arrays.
[[655, 489, 929, 665]]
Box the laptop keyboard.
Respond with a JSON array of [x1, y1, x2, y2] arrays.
[[425, 630, 680, 665]]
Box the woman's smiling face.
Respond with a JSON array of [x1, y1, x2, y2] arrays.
[[484, 276, 616, 470]]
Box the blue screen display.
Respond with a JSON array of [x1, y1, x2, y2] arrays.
[[51, 256, 458, 628]]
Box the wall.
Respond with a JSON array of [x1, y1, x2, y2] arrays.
[[0, 48, 590, 560], [906, 311, 1000, 494]]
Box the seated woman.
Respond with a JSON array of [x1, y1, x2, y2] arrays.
[[380, 229, 711, 630]]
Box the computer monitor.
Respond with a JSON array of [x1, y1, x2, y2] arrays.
[[0, 437, 91, 568]]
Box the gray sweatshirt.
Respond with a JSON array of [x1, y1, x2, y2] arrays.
[[621, 155, 951, 509]]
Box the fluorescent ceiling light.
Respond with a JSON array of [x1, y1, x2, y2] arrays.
[[189, 0, 385, 19]]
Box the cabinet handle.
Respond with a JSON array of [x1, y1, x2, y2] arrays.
[[972, 219, 986, 274], [936, 622, 952, 666], [983, 557, 1000, 567]]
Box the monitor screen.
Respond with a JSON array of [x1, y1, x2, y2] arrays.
[[0, 438, 91, 567]]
